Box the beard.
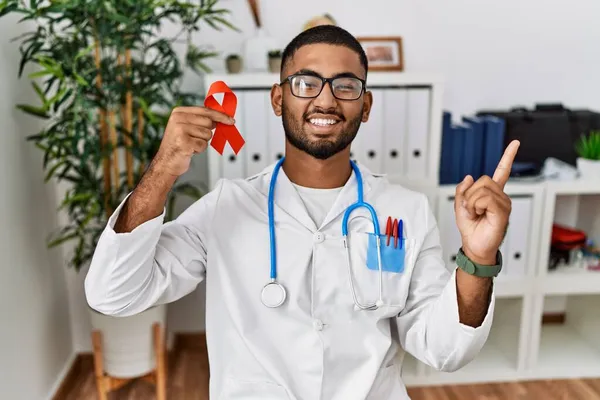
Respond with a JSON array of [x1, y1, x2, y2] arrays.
[[281, 101, 362, 160]]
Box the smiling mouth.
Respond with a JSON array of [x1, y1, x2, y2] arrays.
[[308, 117, 341, 127]]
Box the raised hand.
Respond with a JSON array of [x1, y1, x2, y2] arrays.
[[153, 106, 235, 177], [454, 140, 521, 265]]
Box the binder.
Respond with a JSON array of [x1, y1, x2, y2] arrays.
[[440, 196, 462, 273], [222, 92, 246, 180], [462, 116, 485, 179], [504, 197, 532, 276], [242, 90, 269, 177], [383, 88, 408, 176], [439, 111, 453, 184], [460, 122, 476, 181], [266, 92, 285, 165], [451, 123, 466, 183], [357, 89, 384, 173], [406, 88, 430, 179], [481, 115, 506, 178]]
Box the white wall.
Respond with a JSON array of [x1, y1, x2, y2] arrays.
[[2, 0, 597, 367], [0, 14, 73, 400]]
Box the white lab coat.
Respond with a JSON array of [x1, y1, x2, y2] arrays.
[[85, 161, 494, 400]]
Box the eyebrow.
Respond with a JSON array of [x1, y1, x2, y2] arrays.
[[295, 68, 363, 80]]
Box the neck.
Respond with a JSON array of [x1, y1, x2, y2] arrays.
[[282, 143, 352, 189]]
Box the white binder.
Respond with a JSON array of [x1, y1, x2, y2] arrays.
[[440, 197, 462, 273], [504, 197, 532, 276], [221, 92, 246, 180], [266, 94, 285, 165], [406, 88, 430, 179], [355, 89, 384, 173], [383, 88, 408, 176], [242, 90, 270, 177]]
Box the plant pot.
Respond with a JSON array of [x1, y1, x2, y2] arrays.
[[576, 157, 600, 179], [89, 304, 167, 378], [226, 57, 242, 74], [268, 57, 281, 73]]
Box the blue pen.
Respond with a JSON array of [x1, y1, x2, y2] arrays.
[[397, 219, 403, 249]]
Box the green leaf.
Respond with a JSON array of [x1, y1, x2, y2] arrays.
[[47, 232, 78, 248], [16, 103, 49, 119]]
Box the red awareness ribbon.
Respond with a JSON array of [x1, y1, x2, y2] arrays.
[[204, 81, 245, 155]]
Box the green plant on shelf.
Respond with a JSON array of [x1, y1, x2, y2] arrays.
[[575, 130, 600, 160]]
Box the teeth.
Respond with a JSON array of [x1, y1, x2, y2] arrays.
[[309, 118, 338, 126]]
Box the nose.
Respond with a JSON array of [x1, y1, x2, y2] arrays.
[[313, 81, 337, 109]]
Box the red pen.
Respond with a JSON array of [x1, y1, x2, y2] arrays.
[[392, 218, 398, 248], [386, 217, 392, 246]]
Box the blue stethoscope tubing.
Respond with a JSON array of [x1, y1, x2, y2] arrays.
[[261, 156, 385, 310]]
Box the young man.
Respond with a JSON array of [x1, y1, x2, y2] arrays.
[[85, 25, 518, 399]]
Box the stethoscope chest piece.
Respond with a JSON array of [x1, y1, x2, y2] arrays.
[[261, 281, 287, 308]]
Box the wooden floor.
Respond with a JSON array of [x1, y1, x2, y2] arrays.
[[60, 336, 600, 400]]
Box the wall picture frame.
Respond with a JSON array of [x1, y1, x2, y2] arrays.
[[356, 36, 404, 72]]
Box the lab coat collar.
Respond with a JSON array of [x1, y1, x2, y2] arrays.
[[251, 160, 376, 233]]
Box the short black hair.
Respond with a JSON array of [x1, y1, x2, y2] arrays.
[[281, 25, 368, 77]]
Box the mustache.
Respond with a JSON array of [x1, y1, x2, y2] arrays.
[[303, 108, 345, 121]]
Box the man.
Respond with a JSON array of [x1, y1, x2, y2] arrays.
[[85, 25, 519, 399]]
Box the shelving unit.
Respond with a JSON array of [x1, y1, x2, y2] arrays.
[[201, 72, 600, 387]]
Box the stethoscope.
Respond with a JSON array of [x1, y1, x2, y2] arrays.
[[260, 156, 385, 310]]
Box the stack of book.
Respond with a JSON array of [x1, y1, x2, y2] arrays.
[[439, 111, 506, 184]]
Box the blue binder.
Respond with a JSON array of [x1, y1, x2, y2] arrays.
[[462, 116, 485, 179], [481, 115, 506, 177], [439, 111, 454, 184], [451, 123, 467, 183]]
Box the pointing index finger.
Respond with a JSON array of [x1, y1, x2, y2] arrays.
[[492, 140, 520, 188]]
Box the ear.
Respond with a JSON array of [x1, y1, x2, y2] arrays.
[[361, 90, 373, 122], [271, 84, 283, 116]]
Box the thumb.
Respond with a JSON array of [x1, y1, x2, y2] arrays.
[[454, 175, 474, 214]]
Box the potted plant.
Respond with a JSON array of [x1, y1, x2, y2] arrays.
[[0, 0, 235, 388], [226, 54, 243, 73], [268, 49, 282, 73], [575, 130, 600, 179]]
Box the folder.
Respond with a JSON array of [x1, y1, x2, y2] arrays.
[[451, 123, 467, 183], [504, 197, 532, 276], [242, 90, 269, 177], [357, 89, 384, 173], [481, 115, 506, 178], [383, 88, 408, 176], [222, 92, 246, 180], [462, 116, 485, 179], [406, 88, 430, 179], [439, 111, 453, 184]]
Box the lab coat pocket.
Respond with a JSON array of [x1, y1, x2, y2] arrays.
[[367, 233, 406, 273], [346, 232, 415, 309], [220, 378, 290, 400]]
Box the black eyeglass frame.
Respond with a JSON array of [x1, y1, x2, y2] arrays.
[[279, 73, 367, 100]]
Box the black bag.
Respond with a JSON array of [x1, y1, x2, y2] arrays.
[[476, 103, 600, 168]]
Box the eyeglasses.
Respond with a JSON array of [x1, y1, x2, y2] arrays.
[[280, 73, 366, 100]]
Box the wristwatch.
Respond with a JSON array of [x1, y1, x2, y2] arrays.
[[455, 247, 503, 278]]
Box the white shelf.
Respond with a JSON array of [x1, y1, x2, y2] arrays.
[[534, 324, 600, 379], [543, 266, 600, 295], [529, 294, 600, 379], [546, 179, 600, 195]]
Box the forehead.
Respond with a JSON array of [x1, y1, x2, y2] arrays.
[[284, 43, 365, 78]]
